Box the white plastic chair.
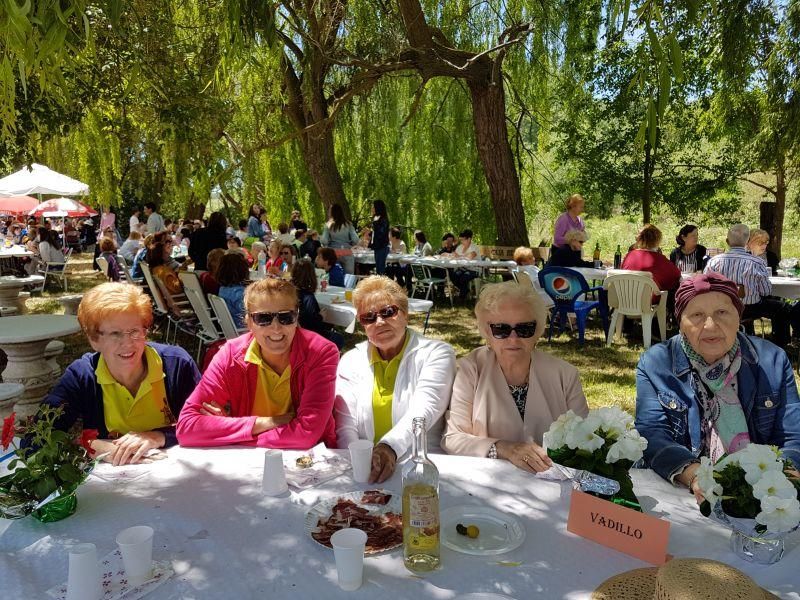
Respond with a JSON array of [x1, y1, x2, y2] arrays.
[[603, 271, 667, 349], [96, 256, 110, 281], [208, 294, 243, 340], [184, 286, 224, 362], [38, 247, 71, 291]]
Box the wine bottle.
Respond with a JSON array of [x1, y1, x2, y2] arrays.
[[614, 244, 622, 269], [402, 417, 440, 572], [593, 242, 601, 268]]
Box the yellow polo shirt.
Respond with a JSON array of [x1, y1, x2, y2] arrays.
[[370, 332, 410, 443], [98, 346, 172, 437], [244, 339, 294, 417]]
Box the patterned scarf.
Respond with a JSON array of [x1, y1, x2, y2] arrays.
[[680, 335, 750, 462]]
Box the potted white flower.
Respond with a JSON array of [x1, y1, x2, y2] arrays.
[[695, 444, 800, 564], [543, 407, 648, 510]]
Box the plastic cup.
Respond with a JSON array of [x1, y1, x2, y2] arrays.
[[66, 543, 101, 600], [331, 528, 368, 591], [349, 440, 373, 483], [116, 525, 154, 585], [262, 449, 289, 496]]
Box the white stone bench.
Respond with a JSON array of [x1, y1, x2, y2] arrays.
[[57, 294, 84, 315], [0, 382, 25, 419], [44, 339, 67, 379]]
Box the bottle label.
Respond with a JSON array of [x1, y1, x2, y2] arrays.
[[409, 493, 437, 528]]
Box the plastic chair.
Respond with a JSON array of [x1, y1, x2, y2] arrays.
[[603, 272, 667, 349], [208, 294, 244, 340], [96, 256, 110, 281], [183, 286, 224, 362], [538, 266, 608, 345], [38, 247, 71, 292]]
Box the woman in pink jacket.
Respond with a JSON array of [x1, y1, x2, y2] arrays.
[[176, 277, 338, 449]]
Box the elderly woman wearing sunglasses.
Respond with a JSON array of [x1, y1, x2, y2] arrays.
[[42, 282, 201, 466], [442, 281, 588, 472], [335, 276, 456, 483], [176, 277, 338, 448]]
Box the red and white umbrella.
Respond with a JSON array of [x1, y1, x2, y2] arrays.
[[28, 197, 98, 218], [0, 195, 38, 216]]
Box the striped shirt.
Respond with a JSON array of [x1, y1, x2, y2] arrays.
[[704, 247, 771, 305]]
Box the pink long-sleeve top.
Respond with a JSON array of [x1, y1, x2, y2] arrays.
[[176, 328, 338, 449], [553, 212, 585, 247]]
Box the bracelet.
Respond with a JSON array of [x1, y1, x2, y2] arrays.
[[687, 471, 699, 495], [488, 443, 498, 459]]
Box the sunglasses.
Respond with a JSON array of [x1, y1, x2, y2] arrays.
[[489, 321, 537, 339], [358, 304, 400, 326], [248, 310, 298, 327]]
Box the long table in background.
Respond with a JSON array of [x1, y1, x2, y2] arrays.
[[1, 448, 795, 599], [316, 286, 433, 333]]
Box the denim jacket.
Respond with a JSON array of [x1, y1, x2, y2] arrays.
[[635, 332, 800, 481]]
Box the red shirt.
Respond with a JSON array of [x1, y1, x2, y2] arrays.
[[621, 249, 681, 291]]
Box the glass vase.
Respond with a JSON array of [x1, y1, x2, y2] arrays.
[[712, 503, 796, 565]]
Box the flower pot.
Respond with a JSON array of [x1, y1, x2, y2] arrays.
[[31, 488, 78, 523]]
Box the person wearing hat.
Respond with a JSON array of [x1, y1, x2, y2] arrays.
[[635, 271, 800, 496]]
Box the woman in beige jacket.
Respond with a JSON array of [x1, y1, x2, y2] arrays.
[[442, 281, 589, 472]]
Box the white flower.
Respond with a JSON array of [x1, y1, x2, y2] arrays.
[[752, 470, 797, 501], [544, 411, 576, 450], [606, 431, 647, 464], [565, 419, 604, 453], [695, 457, 723, 506], [736, 444, 784, 485], [755, 495, 800, 534], [594, 406, 634, 437]]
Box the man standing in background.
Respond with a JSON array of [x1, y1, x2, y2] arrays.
[[144, 202, 165, 234]]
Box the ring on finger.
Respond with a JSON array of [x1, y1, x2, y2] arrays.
[[523, 455, 531, 464]]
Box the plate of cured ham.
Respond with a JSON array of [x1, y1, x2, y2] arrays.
[[306, 490, 402, 554]]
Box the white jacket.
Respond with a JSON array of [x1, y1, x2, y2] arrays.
[[334, 330, 456, 458]]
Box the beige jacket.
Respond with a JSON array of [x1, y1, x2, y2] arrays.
[[441, 346, 589, 457]]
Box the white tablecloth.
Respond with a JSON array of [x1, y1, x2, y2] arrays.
[[680, 272, 800, 300], [1, 448, 796, 599], [316, 290, 433, 333]]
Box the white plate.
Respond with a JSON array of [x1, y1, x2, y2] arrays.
[[305, 490, 402, 554], [441, 505, 525, 556]]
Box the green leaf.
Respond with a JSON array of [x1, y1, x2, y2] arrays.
[[668, 34, 683, 83], [57, 463, 81, 485], [31, 476, 57, 501]]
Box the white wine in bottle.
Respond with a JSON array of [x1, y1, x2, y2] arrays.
[[402, 417, 441, 572]]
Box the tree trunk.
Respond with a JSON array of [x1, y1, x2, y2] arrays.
[[772, 158, 786, 261], [642, 141, 653, 224], [300, 127, 349, 219], [468, 80, 528, 246]]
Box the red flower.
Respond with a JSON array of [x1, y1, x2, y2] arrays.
[[79, 429, 99, 455], [1, 412, 16, 450]]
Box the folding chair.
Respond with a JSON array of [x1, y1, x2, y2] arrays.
[[208, 294, 245, 340], [96, 256, 111, 281], [410, 263, 453, 308], [38, 248, 71, 292], [117, 254, 144, 286], [183, 286, 224, 362]]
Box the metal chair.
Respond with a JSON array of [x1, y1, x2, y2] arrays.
[[140, 262, 193, 342], [117, 254, 144, 286], [208, 294, 246, 340], [183, 286, 224, 362], [343, 273, 358, 289], [603, 271, 667, 349], [410, 263, 453, 308], [538, 266, 608, 345], [95, 256, 111, 281], [38, 247, 72, 292]]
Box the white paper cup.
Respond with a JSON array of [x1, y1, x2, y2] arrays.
[[66, 543, 101, 600], [331, 528, 368, 591], [349, 440, 373, 483], [262, 449, 289, 496], [116, 525, 154, 585]]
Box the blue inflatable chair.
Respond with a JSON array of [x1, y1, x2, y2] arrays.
[[538, 267, 608, 345]]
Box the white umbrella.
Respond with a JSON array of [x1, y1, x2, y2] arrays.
[[0, 163, 89, 197]]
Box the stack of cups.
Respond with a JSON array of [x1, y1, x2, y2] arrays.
[[66, 543, 102, 600], [349, 440, 373, 483], [116, 525, 155, 585], [331, 528, 368, 591], [262, 449, 289, 496]]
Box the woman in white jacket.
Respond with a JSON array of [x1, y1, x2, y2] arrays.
[[335, 276, 456, 483]]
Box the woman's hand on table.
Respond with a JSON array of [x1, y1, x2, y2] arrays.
[[252, 413, 294, 435], [496, 440, 552, 473], [92, 432, 166, 466], [369, 443, 397, 483], [676, 462, 705, 504]]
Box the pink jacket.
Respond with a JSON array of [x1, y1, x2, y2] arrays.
[[176, 328, 338, 449]]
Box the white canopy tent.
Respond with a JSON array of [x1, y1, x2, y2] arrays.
[[0, 163, 89, 197]]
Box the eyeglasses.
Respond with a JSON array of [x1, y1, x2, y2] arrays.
[[281, 251, 292, 256], [98, 327, 148, 343], [358, 305, 400, 326], [488, 321, 538, 339], [248, 310, 298, 327]]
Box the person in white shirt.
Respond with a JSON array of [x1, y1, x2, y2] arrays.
[[119, 230, 144, 264], [38, 228, 66, 265], [386, 226, 408, 287], [129, 208, 141, 235], [450, 228, 480, 299], [144, 202, 165, 234], [334, 276, 456, 483]]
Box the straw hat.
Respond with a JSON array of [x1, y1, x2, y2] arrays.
[[592, 558, 778, 600]]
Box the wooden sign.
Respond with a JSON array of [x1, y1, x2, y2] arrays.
[[567, 490, 671, 565]]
